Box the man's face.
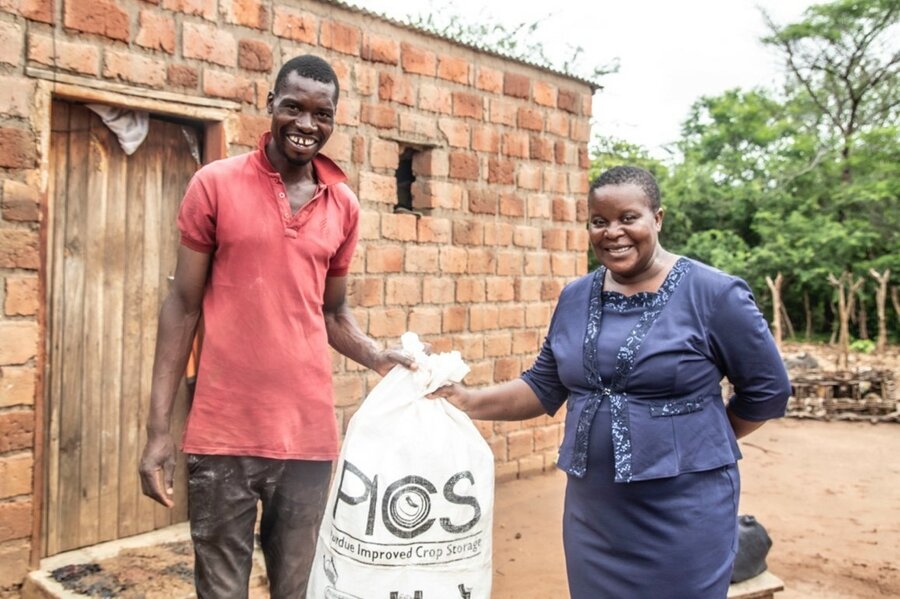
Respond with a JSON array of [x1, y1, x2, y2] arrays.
[[266, 72, 337, 167]]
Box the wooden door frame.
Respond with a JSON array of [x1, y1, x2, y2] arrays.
[[31, 72, 236, 567]]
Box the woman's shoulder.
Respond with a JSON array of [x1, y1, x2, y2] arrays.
[[680, 257, 749, 301], [560, 270, 597, 298]]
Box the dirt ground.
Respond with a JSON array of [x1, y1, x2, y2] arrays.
[[40, 342, 899, 598]]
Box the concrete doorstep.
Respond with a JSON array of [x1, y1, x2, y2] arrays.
[[21, 524, 269, 599]]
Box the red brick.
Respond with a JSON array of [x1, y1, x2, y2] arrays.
[[4, 276, 38, 316], [476, 66, 503, 93], [528, 195, 551, 219], [0, 230, 37, 269], [381, 212, 417, 241], [469, 305, 499, 332], [423, 277, 454, 304], [466, 248, 496, 274], [136, 9, 175, 53], [1, 180, 40, 222], [417, 217, 451, 244], [203, 69, 253, 103], [552, 253, 577, 276], [167, 64, 198, 88], [485, 331, 512, 357], [238, 39, 272, 72], [359, 172, 396, 204], [499, 193, 524, 217], [570, 170, 589, 194], [368, 307, 406, 338], [334, 98, 360, 127], [487, 158, 514, 185], [379, 72, 415, 106], [0, 498, 32, 541], [413, 181, 464, 211], [579, 146, 591, 170], [484, 222, 514, 246], [439, 246, 467, 274], [449, 151, 479, 181], [457, 334, 485, 361], [554, 140, 570, 165], [184, 22, 236, 66], [3, 0, 52, 23], [503, 72, 530, 99], [354, 63, 377, 96], [386, 277, 422, 305], [162, 0, 217, 21], [442, 306, 467, 333], [501, 132, 528, 158], [452, 220, 483, 246], [515, 278, 541, 302], [544, 170, 568, 194], [576, 253, 588, 274], [0, 128, 36, 169], [437, 55, 469, 84], [468, 189, 498, 215], [568, 228, 589, 251], [408, 307, 442, 335], [547, 112, 569, 137], [506, 429, 534, 459], [525, 252, 551, 276], [466, 360, 494, 385], [526, 303, 552, 328], [542, 279, 565, 300], [571, 120, 590, 143], [64, 0, 128, 41], [438, 119, 469, 148], [0, 453, 32, 499], [558, 88, 578, 113], [472, 126, 499, 153], [223, 0, 268, 29], [358, 210, 379, 240], [517, 106, 544, 131], [272, 6, 317, 43], [333, 374, 363, 407], [399, 113, 437, 138], [456, 278, 485, 303], [360, 103, 396, 129], [498, 305, 526, 329], [583, 93, 593, 116], [0, 21, 23, 66], [401, 43, 435, 76], [452, 92, 482, 120], [0, 367, 35, 408], [0, 410, 33, 453], [496, 251, 523, 276], [349, 278, 383, 307], [368, 138, 398, 170], [553, 197, 577, 222], [320, 20, 360, 56], [412, 150, 449, 178], [530, 136, 554, 162], [512, 329, 539, 353], [489, 98, 517, 126], [533, 81, 557, 107], [418, 84, 452, 114], [366, 246, 403, 273], [0, 539, 30, 588], [362, 32, 399, 65], [514, 226, 541, 248], [542, 228, 567, 251], [104, 50, 166, 87], [486, 279, 515, 302], [404, 246, 439, 273], [232, 114, 269, 147], [517, 164, 541, 191], [494, 357, 523, 383]]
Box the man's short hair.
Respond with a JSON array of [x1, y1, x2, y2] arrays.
[[589, 165, 661, 211], [274, 55, 340, 102]]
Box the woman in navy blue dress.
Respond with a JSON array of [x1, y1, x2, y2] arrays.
[[432, 166, 791, 598]]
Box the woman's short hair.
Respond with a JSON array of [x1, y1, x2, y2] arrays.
[[589, 166, 661, 211], [274, 55, 340, 102]]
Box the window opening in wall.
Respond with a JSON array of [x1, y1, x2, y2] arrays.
[[394, 146, 418, 214]]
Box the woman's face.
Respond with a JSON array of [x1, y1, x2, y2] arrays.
[[588, 183, 663, 281]]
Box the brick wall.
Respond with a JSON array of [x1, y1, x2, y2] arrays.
[[0, 0, 593, 582]]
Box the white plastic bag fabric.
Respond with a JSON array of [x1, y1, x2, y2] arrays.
[[308, 333, 494, 599]]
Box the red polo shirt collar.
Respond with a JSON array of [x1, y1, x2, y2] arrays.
[[254, 132, 347, 186]]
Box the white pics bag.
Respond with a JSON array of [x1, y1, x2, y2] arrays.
[[308, 333, 494, 599]]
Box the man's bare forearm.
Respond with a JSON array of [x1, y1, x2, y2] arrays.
[[324, 303, 381, 371]]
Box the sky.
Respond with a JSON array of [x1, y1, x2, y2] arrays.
[[350, 0, 820, 158]]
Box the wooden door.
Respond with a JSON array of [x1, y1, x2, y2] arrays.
[[44, 101, 200, 555]]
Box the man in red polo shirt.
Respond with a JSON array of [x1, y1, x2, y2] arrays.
[[139, 55, 413, 599]]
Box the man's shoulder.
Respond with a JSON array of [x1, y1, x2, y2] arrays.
[[193, 151, 257, 183]]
